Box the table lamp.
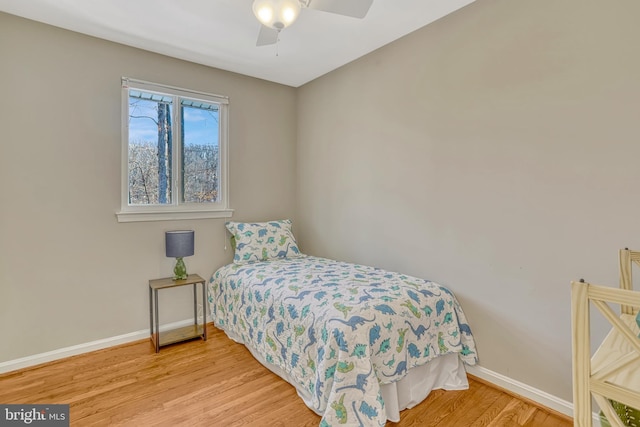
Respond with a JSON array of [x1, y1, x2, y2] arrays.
[[165, 230, 194, 280]]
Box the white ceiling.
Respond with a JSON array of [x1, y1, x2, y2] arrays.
[[0, 0, 475, 87]]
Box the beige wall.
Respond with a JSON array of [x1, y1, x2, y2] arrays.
[[296, 0, 640, 402], [0, 12, 297, 362]]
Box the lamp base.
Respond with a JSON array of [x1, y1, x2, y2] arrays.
[[173, 257, 188, 280]]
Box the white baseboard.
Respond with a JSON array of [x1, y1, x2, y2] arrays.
[[0, 319, 195, 374], [465, 364, 573, 417], [466, 365, 606, 424]]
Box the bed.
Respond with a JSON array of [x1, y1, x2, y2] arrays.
[[208, 220, 478, 426]]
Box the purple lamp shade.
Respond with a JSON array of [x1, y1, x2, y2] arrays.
[[165, 230, 194, 258]]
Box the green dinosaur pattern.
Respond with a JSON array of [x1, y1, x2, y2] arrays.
[[401, 300, 421, 318], [331, 394, 348, 424], [396, 328, 408, 353], [337, 361, 355, 373], [209, 255, 478, 427], [333, 302, 353, 319], [438, 332, 448, 354]]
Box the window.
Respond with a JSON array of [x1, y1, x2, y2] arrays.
[[117, 78, 232, 222]]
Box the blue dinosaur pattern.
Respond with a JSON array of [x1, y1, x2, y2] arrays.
[[209, 256, 477, 427]]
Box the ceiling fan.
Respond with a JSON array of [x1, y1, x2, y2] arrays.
[[252, 0, 374, 46]]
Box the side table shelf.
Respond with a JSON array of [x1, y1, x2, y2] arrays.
[[149, 274, 207, 353]]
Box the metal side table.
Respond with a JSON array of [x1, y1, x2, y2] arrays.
[[149, 273, 207, 353]]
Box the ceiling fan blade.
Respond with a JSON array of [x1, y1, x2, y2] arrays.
[[307, 0, 374, 19], [256, 25, 279, 46]]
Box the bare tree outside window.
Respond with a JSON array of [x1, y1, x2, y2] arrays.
[[127, 91, 219, 206], [181, 102, 219, 203]]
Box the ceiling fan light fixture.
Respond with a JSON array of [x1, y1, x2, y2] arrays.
[[252, 0, 301, 30]]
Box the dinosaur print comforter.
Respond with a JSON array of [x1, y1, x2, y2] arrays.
[[208, 256, 477, 427]]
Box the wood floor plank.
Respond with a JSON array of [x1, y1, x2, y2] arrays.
[[490, 398, 538, 426], [0, 324, 573, 426], [468, 393, 514, 427], [431, 382, 505, 426]]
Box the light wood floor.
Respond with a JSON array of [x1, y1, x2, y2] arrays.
[[0, 324, 572, 426]]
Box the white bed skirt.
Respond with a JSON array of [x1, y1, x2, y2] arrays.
[[219, 325, 469, 422], [380, 353, 469, 422]]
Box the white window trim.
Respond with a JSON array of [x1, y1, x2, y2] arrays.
[[116, 77, 233, 223]]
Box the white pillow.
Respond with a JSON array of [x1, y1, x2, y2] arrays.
[[226, 219, 304, 264]]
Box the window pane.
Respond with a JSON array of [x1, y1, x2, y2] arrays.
[[181, 100, 219, 203], [128, 91, 173, 205]]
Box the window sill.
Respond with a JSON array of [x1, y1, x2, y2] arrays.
[[116, 209, 234, 223]]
